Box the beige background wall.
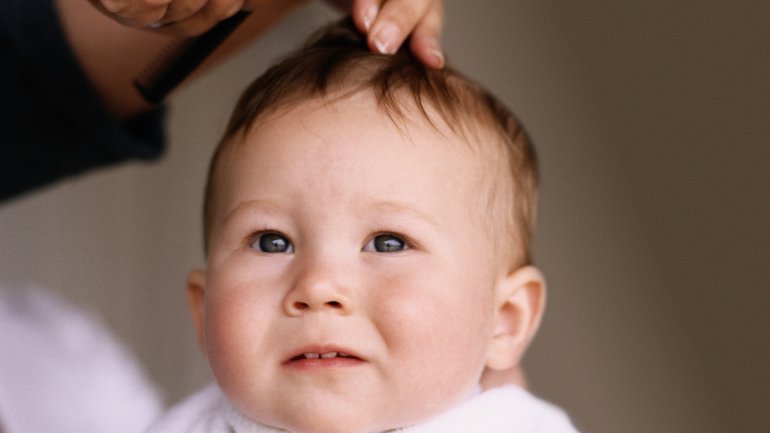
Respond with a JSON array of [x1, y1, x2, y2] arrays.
[[1, 1, 768, 432]]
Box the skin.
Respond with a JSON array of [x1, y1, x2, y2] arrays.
[[57, 0, 444, 120], [188, 92, 545, 433], [87, 0, 443, 67]]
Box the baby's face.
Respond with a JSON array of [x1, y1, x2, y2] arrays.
[[196, 93, 511, 433]]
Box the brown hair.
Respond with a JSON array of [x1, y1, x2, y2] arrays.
[[203, 17, 538, 267]]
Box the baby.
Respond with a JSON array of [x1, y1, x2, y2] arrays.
[[147, 18, 579, 433]]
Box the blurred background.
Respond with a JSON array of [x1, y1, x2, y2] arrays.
[[1, 1, 768, 432]]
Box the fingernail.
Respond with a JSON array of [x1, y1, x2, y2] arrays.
[[363, 4, 378, 31], [372, 22, 400, 55], [430, 48, 445, 68]]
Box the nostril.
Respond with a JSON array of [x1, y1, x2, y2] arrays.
[[326, 301, 342, 309], [293, 301, 309, 310]]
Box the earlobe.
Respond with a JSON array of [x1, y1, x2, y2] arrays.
[[186, 269, 208, 353], [485, 265, 546, 371]]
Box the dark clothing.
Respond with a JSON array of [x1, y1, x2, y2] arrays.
[[1, 0, 166, 202]]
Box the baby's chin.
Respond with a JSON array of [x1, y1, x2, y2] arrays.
[[261, 417, 394, 433], [248, 406, 426, 433], [233, 377, 479, 433], [259, 399, 474, 433]]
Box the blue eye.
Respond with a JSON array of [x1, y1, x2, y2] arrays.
[[368, 234, 407, 253], [253, 233, 293, 253]]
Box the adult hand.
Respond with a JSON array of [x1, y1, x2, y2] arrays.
[[349, 0, 444, 68], [88, 0, 444, 68], [87, 0, 305, 36]]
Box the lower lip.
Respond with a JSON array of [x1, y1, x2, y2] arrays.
[[284, 357, 365, 370]]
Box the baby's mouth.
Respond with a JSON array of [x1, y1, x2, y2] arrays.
[[289, 351, 358, 362], [283, 345, 366, 366]]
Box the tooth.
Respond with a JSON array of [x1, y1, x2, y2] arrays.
[[320, 352, 338, 359], [304, 353, 320, 359], [338, 352, 350, 357]]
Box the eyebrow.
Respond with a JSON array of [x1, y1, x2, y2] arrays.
[[222, 199, 285, 225], [365, 200, 440, 228], [222, 198, 441, 228]]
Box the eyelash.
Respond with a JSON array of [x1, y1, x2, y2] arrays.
[[246, 229, 292, 252], [369, 230, 412, 248], [245, 228, 272, 246]]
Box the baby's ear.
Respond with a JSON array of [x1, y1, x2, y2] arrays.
[[485, 266, 546, 371], [186, 270, 208, 353]]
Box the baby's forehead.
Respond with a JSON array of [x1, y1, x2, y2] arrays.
[[241, 89, 504, 159], [217, 95, 497, 202], [216, 94, 510, 221], [233, 92, 489, 161]]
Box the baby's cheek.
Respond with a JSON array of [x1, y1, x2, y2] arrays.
[[379, 286, 467, 356], [205, 290, 261, 370], [205, 309, 243, 372], [383, 296, 487, 423]]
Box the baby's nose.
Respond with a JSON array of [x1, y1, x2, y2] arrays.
[[282, 260, 354, 316]]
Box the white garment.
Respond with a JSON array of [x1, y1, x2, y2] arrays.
[[146, 382, 580, 433], [0, 287, 163, 433]]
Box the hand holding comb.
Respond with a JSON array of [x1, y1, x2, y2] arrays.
[[134, 10, 251, 104]]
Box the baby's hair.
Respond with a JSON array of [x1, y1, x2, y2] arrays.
[[203, 17, 538, 267]]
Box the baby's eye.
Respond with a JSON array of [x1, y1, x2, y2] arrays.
[[251, 232, 293, 253], [365, 234, 407, 253]]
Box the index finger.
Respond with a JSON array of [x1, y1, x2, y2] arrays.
[[354, 0, 443, 68]]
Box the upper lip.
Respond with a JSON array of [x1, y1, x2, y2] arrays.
[[284, 345, 365, 363]]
